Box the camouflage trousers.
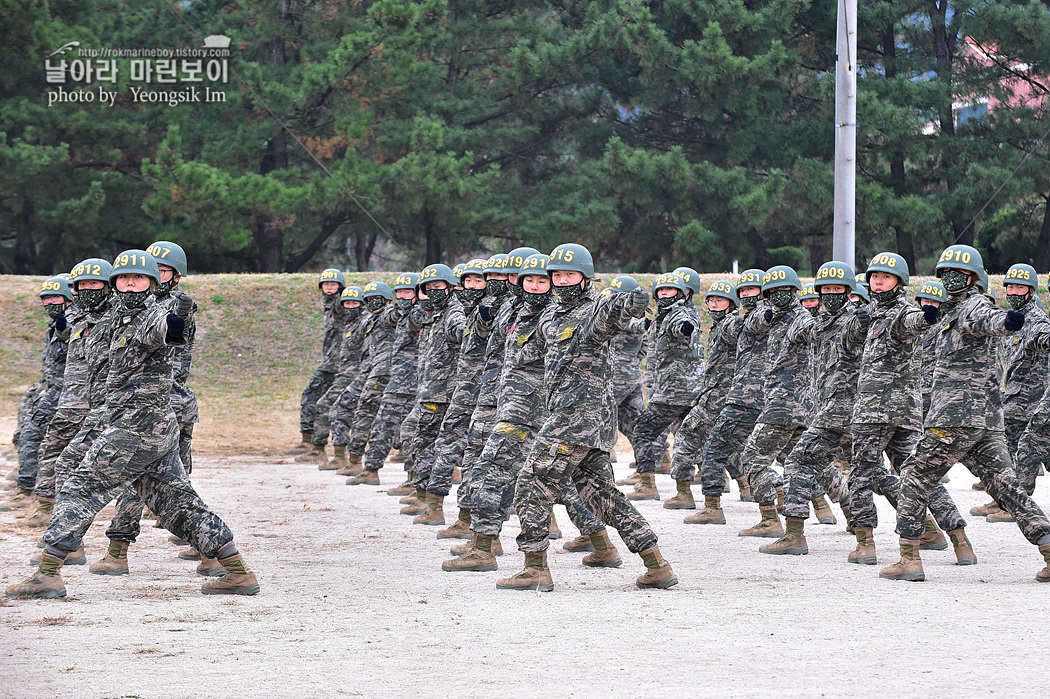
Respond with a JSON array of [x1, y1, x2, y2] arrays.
[[473, 421, 604, 539], [632, 402, 690, 474], [780, 427, 852, 520], [346, 376, 391, 454], [699, 404, 757, 497], [741, 422, 805, 508], [46, 412, 106, 501], [425, 402, 475, 497], [410, 402, 450, 490], [1015, 412, 1050, 496], [32, 407, 88, 499], [314, 372, 356, 446], [897, 428, 1050, 543], [180, 423, 194, 475], [454, 404, 497, 509], [669, 399, 719, 482], [299, 368, 336, 434], [614, 383, 645, 448], [14, 380, 43, 448], [515, 442, 658, 554], [364, 392, 415, 471], [400, 402, 422, 464], [172, 383, 199, 425], [17, 384, 61, 491], [45, 416, 234, 559]]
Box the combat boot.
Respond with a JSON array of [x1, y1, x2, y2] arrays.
[[387, 478, 415, 496], [284, 432, 314, 455], [663, 480, 696, 510], [179, 547, 203, 561], [89, 540, 130, 575], [344, 453, 365, 478], [562, 534, 596, 553], [947, 528, 977, 565], [739, 506, 783, 538], [636, 545, 678, 589], [31, 546, 85, 566], [918, 516, 948, 551], [775, 486, 785, 514], [848, 526, 877, 565], [582, 529, 622, 568], [347, 469, 380, 486], [812, 496, 836, 525], [684, 495, 726, 525], [294, 444, 327, 464], [879, 538, 924, 581], [736, 476, 753, 502], [627, 473, 660, 501], [442, 534, 498, 572], [496, 551, 554, 592], [451, 466, 463, 485], [450, 536, 503, 557], [0, 488, 34, 511], [969, 500, 1001, 516], [5, 552, 66, 599], [333, 450, 353, 475], [655, 450, 671, 475], [196, 557, 226, 577], [200, 553, 260, 595], [437, 508, 473, 539], [549, 511, 562, 539], [168, 534, 189, 546], [972, 480, 985, 490], [616, 471, 642, 486], [1036, 544, 1050, 583], [841, 506, 855, 535], [391, 448, 406, 462], [987, 508, 1015, 523], [400, 489, 428, 515], [413, 494, 445, 525], [759, 517, 808, 555], [323, 445, 346, 471], [399, 486, 423, 505], [19, 496, 54, 528]]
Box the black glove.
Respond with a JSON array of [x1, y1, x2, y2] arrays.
[[922, 304, 940, 325], [681, 322, 694, 337], [1005, 310, 1025, 332], [478, 305, 492, 323], [853, 304, 871, 327], [409, 307, 427, 326], [644, 318, 652, 331], [175, 293, 194, 319], [166, 313, 185, 342], [629, 288, 650, 316], [54, 313, 67, 331], [764, 308, 774, 323]]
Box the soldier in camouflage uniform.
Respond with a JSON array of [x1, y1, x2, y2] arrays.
[[6, 251, 259, 600], [605, 276, 648, 458], [496, 243, 677, 592], [799, 283, 820, 316], [916, 282, 946, 416], [287, 269, 347, 454], [882, 245, 1050, 583]]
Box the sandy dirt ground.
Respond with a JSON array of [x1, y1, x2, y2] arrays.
[[2, 441, 1049, 698]]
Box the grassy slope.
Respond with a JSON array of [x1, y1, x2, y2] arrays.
[[0, 272, 1015, 455]]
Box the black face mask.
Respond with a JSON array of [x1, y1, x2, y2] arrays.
[[709, 309, 729, 323], [76, 288, 107, 310], [871, 288, 899, 305], [366, 297, 386, 313], [344, 305, 364, 320], [940, 269, 971, 294], [509, 281, 523, 297], [821, 293, 848, 313], [155, 279, 174, 298], [768, 290, 794, 309], [116, 290, 150, 310], [554, 282, 586, 303], [456, 288, 485, 305], [425, 286, 451, 309], [524, 290, 550, 307], [486, 279, 507, 297], [805, 305, 819, 316], [656, 295, 679, 310], [740, 294, 759, 310], [395, 298, 414, 311], [1008, 294, 1030, 311], [45, 303, 65, 319]]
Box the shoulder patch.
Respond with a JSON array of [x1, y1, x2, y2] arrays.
[[559, 326, 576, 341], [117, 335, 128, 348]]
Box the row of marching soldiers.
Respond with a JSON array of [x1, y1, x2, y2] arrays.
[[290, 241, 1050, 589], [3, 243, 260, 600]]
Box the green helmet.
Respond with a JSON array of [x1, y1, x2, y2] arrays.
[[452, 264, 466, 284], [706, 280, 738, 306], [519, 252, 549, 277], [506, 247, 542, 275], [738, 268, 765, 290], [799, 283, 818, 302], [318, 268, 346, 290], [976, 268, 989, 293], [393, 272, 421, 291], [761, 265, 802, 294], [547, 243, 595, 278], [146, 241, 188, 276], [1005, 263, 1037, 290], [855, 273, 869, 289], [652, 272, 687, 296], [39, 276, 74, 302], [935, 244, 984, 277], [915, 281, 946, 304], [865, 252, 909, 286], [484, 254, 510, 276], [607, 275, 639, 293], [672, 267, 702, 296], [813, 261, 857, 293], [110, 250, 160, 286], [69, 258, 114, 289], [461, 258, 488, 280], [362, 281, 394, 301], [56, 273, 70, 280], [418, 263, 458, 290], [340, 285, 365, 303], [852, 285, 870, 302]]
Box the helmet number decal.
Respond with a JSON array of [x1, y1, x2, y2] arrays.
[[939, 248, 972, 264], [115, 253, 148, 268], [147, 244, 172, 259], [552, 247, 575, 262]]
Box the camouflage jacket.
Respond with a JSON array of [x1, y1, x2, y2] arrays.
[[609, 317, 646, 397], [476, 295, 521, 409], [156, 289, 198, 423], [1002, 297, 1050, 420], [495, 302, 548, 429], [809, 305, 868, 429], [449, 302, 492, 408], [317, 295, 348, 373], [104, 298, 185, 424], [56, 303, 108, 411], [362, 304, 399, 381], [926, 290, 1017, 431], [724, 305, 770, 410], [334, 314, 366, 379], [85, 304, 117, 412], [536, 285, 645, 451], [41, 310, 73, 390], [412, 298, 467, 404], [645, 300, 705, 406], [385, 303, 421, 395], [694, 313, 743, 416], [747, 298, 816, 426]]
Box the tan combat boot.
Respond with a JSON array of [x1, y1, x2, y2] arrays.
[[168, 534, 189, 546], [391, 448, 406, 463], [294, 443, 327, 464], [663, 480, 695, 510], [969, 500, 1001, 516], [442, 534, 498, 572], [387, 477, 415, 496], [5, 552, 66, 599], [179, 547, 203, 561], [31, 546, 85, 566], [496, 551, 554, 591], [987, 508, 1015, 523], [449, 535, 502, 557], [947, 528, 977, 565], [562, 534, 596, 553], [654, 450, 672, 475], [636, 545, 678, 589], [739, 506, 783, 538], [345, 453, 365, 478], [196, 557, 227, 577], [347, 468, 380, 486], [775, 486, 785, 514], [320, 445, 344, 471], [616, 470, 642, 486], [549, 511, 562, 539], [848, 526, 877, 565], [333, 450, 354, 475], [399, 486, 423, 505], [413, 494, 445, 525], [918, 516, 948, 551], [451, 466, 463, 485], [19, 497, 55, 528], [759, 517, 808, 555], [627, 473, 660, 501], [972, 480, 985, 490], [90, 540, 130, 576], [684, 495, 726, 525], [437, 508, 473, 540], [1036, 544, 1050, 583], [284, 432, 314, 455], [841, 506, 855, 535], [200, 552, 259, 595], [811, 496, 836, 525], [736, 476, 753, 502], [400, 489, 428, 515], [582, 529, 622, 568], [879, 538, 925, 581], [0, 487, 34, 511]]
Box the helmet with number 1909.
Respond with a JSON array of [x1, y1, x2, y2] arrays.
[[546, 243, 595, 279]]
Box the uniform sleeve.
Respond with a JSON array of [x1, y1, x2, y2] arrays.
[[961, 297, 1016, 338], [890, 302, 930, 344], [587, 291, 631, 345], [142, 307, 186, 349], [445, 304, 468, 344], [744, 303, 772, 334], [665, 304, 700, 340], [787, 308, 817, 344]]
